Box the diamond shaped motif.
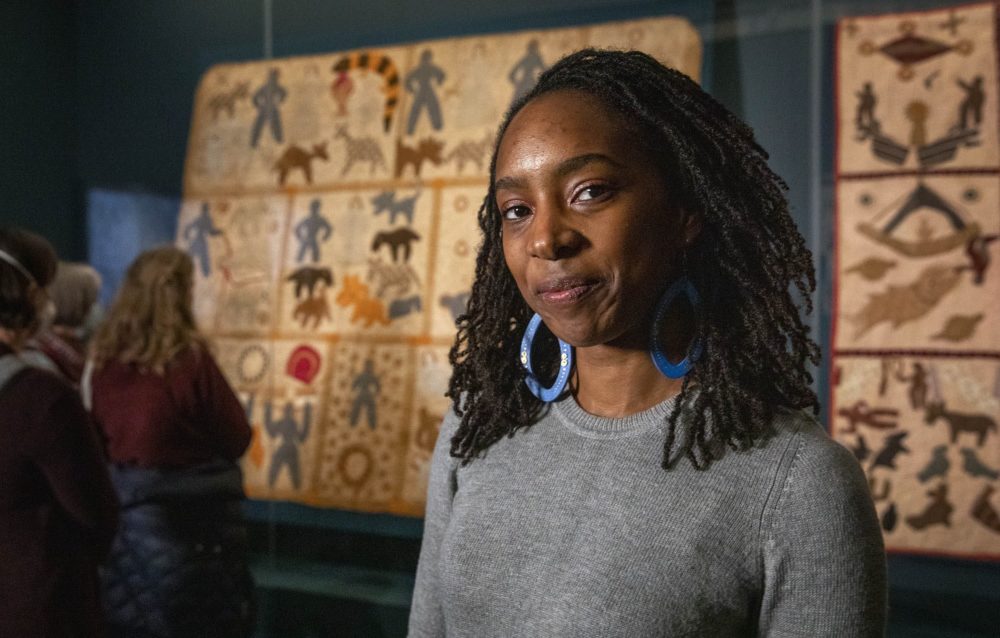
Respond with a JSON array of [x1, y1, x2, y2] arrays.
[[879, 35, 952, 65]]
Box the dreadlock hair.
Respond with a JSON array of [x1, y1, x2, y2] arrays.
[[447, 48, 820, 470]]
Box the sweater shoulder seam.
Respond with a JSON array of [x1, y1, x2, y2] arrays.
[[755, 416, 806, 575]]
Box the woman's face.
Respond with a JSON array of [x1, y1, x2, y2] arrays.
[[495, 89, 692, 349]]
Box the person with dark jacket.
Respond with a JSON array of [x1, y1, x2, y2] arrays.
[[0, 226, 119, 638], [86, 246, 254, 638]]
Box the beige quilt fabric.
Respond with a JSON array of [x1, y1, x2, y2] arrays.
[[833, 2, 1000, 558]]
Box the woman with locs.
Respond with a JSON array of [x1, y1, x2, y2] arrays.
[[409, 49, 886, 636]]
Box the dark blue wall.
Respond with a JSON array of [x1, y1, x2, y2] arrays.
[[0, 0, 82, 258]]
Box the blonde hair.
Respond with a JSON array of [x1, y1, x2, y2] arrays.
[[91, 246, 205, 374]]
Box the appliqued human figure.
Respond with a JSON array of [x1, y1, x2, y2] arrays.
[[508, 40, 546, 104], [957, 75, 984, 131], [295, 199, 333, 264], [265, 400, 312, 489], [405, 50, 446, 134], [349, 359, 381, 429], [183, 203, 222, 277], [250, 68, 288, 147]]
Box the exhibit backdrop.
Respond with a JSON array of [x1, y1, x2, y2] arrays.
[[833, 1, 1000, 559], [178, 16, 701, 516]]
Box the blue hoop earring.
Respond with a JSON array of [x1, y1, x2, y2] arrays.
[[520, 313, 573, 402], [650, 277, 703, 379]]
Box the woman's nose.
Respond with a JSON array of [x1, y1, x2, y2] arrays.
[[528, 205, 583, 260]]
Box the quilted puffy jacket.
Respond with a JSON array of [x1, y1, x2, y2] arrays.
[[101, 459, 255, 638]]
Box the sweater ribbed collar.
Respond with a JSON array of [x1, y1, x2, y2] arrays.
[[553, 392, 681, 439]]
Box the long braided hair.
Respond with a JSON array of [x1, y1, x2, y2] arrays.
[[447, 49, 819, 469]]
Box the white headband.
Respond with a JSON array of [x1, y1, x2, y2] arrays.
[[0, 248, 38, 286]]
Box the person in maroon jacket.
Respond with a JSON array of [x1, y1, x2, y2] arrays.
[[87, 246, 254, 637], [0, 226, 119, 638]]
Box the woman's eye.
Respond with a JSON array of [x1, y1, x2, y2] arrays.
[[502, 205, 531, 221], [576, 184, 609, 202]]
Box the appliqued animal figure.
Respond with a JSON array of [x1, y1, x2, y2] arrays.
[[371, 227, 421, 263], [851, 264, 962, 338], [335, 274, 389, 327], [924, 401, 997, 447], [959, 448, 999, 480], [365, 258, 420, 298], [293, 296, 331, 330], [906, 483, 953, 530], [394, 137, 444, 178], [331, 51, 400, 132], [274, 142, 329, 185], [287, 267, 333, 299], [208, 81, 249, 119], [370, 190, 419, 225], [869, 431, 909, 470], [971, 485, 1000, 533], [916, 445, 949, 483], [439, 291, 470, 322], [388, 294, 421, 319], [445, 132, 493, 173], [335, 126, 387, 176]]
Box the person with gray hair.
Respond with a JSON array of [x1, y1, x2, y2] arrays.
[[22, 261, 103, 383], [50, 262, 104, 352]]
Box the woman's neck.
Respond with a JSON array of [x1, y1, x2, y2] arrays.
[[573, 344, 683, 418]]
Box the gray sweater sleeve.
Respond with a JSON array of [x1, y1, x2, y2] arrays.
[[408, 412, 460, 638], [757, 421, 888, 637]]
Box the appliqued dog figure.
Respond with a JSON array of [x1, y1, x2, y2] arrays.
[[371, 190, 419, 225], [394, 137, 443, 178], [293, 296, 331, 329], [371, 227, 421, 263], [287, 266, 333, 299], [924, 401, 997, 447], [335, 275, 389, 327], [274, 142, 329, 185], [208, 81, 249, 120], [388, 294, 421, 319]]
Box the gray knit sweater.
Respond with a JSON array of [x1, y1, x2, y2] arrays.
[[408, 394, 887, 637]]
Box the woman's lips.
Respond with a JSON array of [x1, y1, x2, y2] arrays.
[[536, 278, 600, 304]]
